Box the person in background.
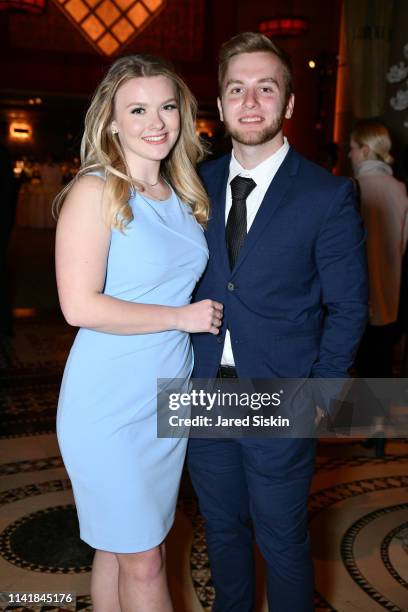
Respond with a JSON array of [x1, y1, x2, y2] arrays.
[[55, 54, 222, 611], [350, 120, 408, 455]]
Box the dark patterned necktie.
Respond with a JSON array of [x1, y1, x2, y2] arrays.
[[226, 175, 256, 270]]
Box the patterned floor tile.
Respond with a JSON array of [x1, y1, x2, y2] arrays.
[[2, 307, 408, 610]]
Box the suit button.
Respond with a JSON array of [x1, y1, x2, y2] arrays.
[[227, 282, 235, 291], [217, 336, 224, 344]]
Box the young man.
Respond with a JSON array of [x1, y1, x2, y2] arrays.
[[188, 33, 368, 612]]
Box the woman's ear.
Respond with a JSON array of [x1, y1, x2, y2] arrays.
[[362, 144, 370, 159]]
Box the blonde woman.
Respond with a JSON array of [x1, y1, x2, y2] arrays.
[[55, 54, 223, 611], [350, 121, 408, 373], [350, 120, 408, 454]]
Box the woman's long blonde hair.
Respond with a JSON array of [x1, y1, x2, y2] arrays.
[[54, 54, 210, 228]]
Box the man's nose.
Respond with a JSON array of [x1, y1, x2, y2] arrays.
[[243, 89, 257, 108]]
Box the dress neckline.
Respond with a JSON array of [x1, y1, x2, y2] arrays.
[[134, 178, 173, 204], [138, 189, 173, 204]]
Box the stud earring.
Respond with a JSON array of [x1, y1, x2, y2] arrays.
[[111, 125, 118, 135]]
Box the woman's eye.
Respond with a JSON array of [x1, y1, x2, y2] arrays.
[[131, 107, 145, 114], [163, 104, 178, 111]]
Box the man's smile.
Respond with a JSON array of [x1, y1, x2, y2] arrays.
[[239, 116, 263, 124]]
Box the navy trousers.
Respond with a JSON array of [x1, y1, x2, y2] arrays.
[[188, 437, 316, 612]]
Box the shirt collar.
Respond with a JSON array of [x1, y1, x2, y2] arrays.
[[229, 137, 290, 189]]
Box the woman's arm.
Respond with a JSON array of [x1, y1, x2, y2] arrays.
[[55, 175, 222, 335]]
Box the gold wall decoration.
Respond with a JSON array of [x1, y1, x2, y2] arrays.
[[52, 0, 166, 56]]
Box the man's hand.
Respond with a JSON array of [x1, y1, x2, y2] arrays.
[[315, 405, 326, 428]]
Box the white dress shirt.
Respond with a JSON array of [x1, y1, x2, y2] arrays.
[[221, 137, 290, 366]]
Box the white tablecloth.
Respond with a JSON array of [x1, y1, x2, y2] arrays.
[[16, 182, 57, 229]]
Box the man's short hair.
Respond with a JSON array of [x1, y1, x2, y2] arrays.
[[218, 32, 293, 102]]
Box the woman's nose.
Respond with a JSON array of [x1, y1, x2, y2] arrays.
[[149, 112, 165, 129]]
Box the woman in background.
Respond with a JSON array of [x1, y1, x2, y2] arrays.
[[350, 120, 408, 455], [55, 54, 222, 611]]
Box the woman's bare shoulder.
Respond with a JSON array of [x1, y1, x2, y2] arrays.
[[60, 174, 106, 217]]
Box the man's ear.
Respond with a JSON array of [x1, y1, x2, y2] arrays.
[[217, 97, 224, 122], [285, 93, 295, 119]]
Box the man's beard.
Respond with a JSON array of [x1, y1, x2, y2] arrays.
[[223, 112, 285, 146]]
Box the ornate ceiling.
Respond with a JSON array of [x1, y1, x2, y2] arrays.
[[52, 0, 165, 56]]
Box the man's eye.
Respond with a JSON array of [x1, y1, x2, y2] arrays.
[[131, 107, 145, 114], [230, 88, 243, 95], [260, 87, 273, 93]]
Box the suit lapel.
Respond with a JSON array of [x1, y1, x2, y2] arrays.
[[231, 147, 300, 276], [206, 156, 230, 274]]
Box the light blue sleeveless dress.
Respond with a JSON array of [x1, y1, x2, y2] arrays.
[[56, 185, 208, 553]]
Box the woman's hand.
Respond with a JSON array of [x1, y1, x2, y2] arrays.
[[176, 300, 223, 335]]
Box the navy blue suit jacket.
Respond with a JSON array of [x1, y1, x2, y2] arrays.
[[192, 147, 368, 380]]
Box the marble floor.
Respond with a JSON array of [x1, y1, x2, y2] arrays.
[[1, 312, 408, 612], [1, 228, 407, 611]]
